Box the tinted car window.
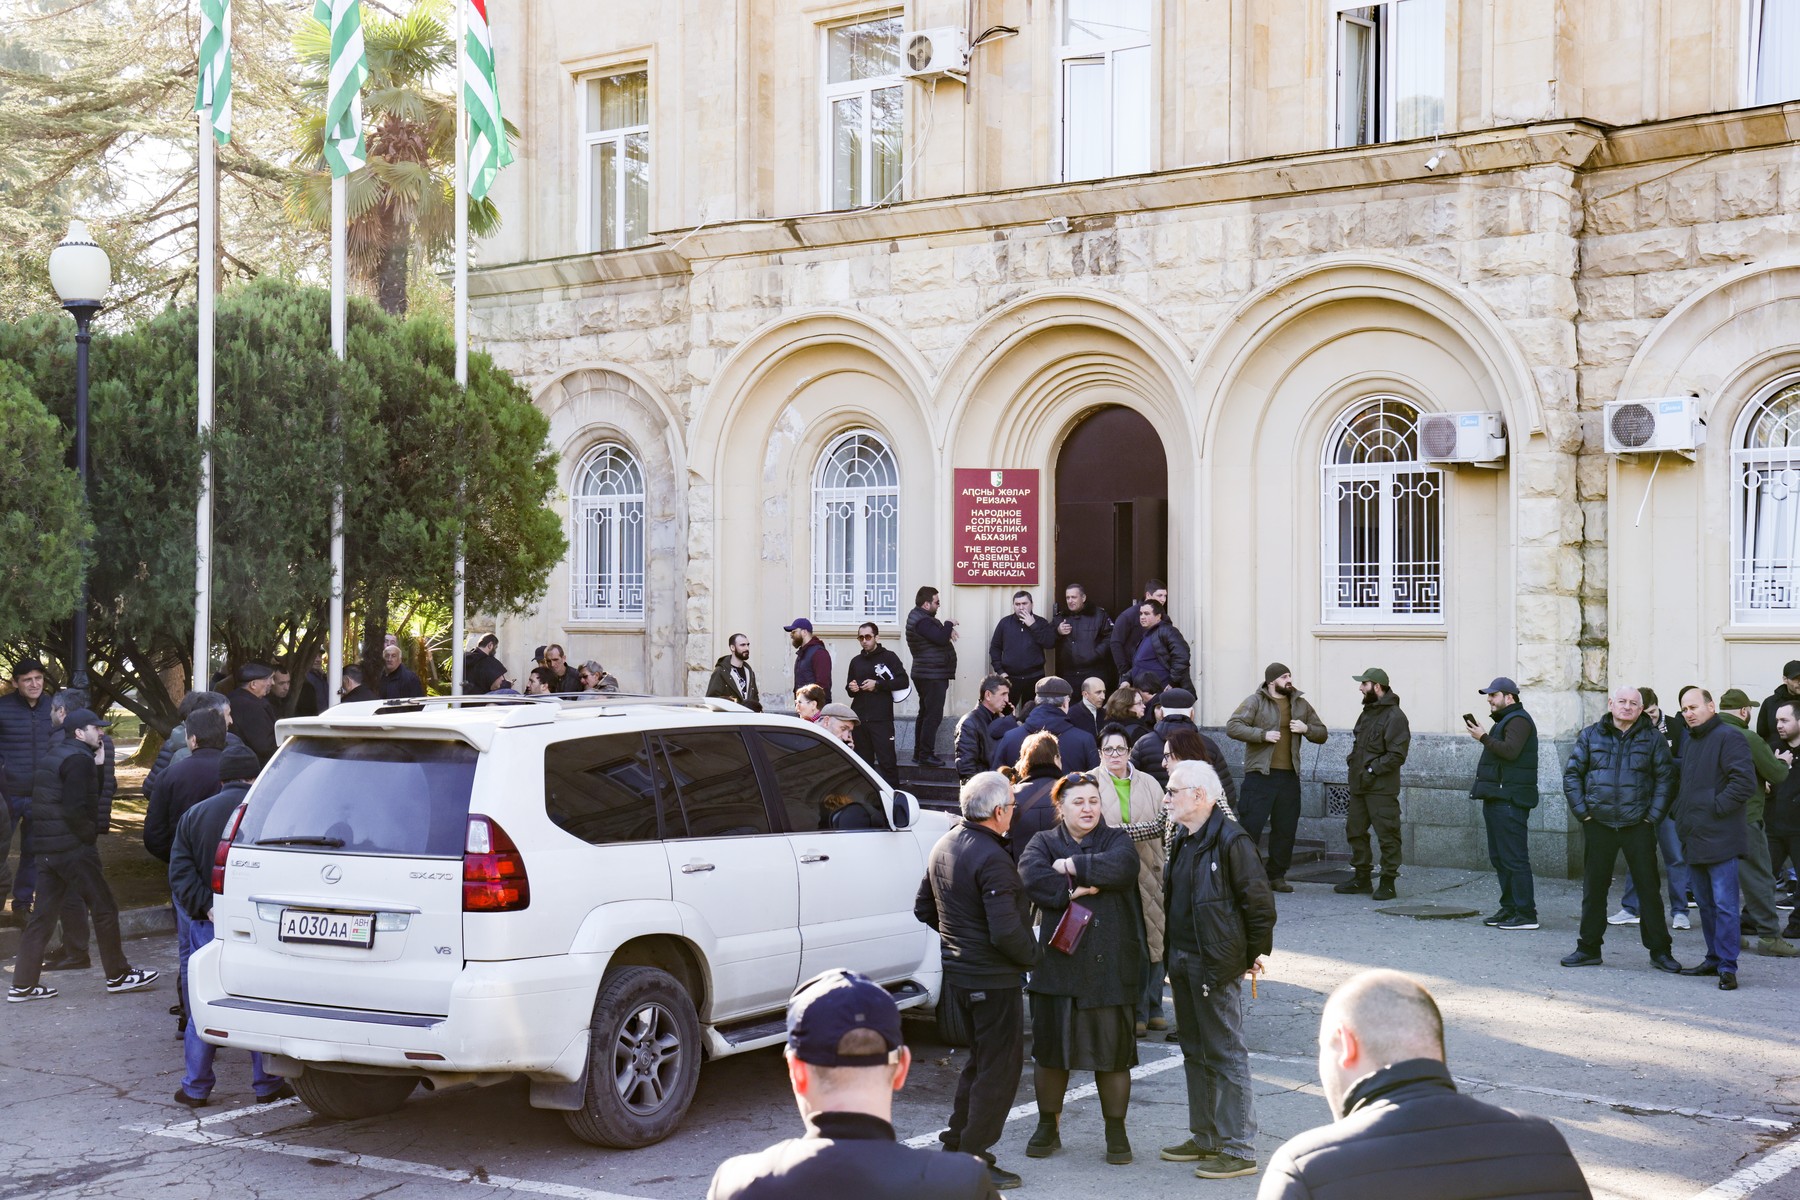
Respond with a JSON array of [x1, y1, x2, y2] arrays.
[[756, 728, 886, 833], [657, 731, 771, 838], [238, 738, 476, 857], [545, 732, 663, 845]]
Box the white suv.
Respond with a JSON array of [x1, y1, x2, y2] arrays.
[[187, 695, 950, 1147]]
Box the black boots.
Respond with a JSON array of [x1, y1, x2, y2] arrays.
[[1104, 1118, 1133, 1165], [1335, 869, 1372, 894], [1372, 875, 1397, 901], [1026, 1113, 1061, 1158]]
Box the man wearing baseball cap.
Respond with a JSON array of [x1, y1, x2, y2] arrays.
[[707, 969, 997, 1199], [1339, 669, 1411, 901], [8, 709, 159, 1002], [785, 619, 833, 703], [1465, 678, 1540, 930]]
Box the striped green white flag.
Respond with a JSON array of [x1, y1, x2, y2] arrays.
[[314, 0, 367, 177], [463, 0, 513, 200], [193, 0, 231, 144]]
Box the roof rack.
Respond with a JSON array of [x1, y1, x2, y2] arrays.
[[371, 693, 749, 716]]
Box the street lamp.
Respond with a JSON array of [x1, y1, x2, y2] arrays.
[[48, 218, 111, 692]]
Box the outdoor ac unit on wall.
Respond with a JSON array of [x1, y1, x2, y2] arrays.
[[1604, 397, 1706, 459], [1419, 411, 1507, 467], [903, 28, 969, 80]]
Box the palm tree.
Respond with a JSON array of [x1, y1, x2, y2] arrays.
[[288, 0, 516, 315]]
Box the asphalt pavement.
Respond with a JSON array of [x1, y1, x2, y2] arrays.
[[2, 863, 1796, 1200]]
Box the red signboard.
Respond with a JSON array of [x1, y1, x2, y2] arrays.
[[953, 469, 1039, 586]]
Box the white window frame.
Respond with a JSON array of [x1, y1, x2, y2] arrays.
[[577, 68, 650, 252], [1320, 398, 1445, 625], [811, 431, 900, 626], [1328, 0, 1447, 149], [820, 15, 905, 211], [1745, 0, 1800, 107], [1058, 1, 1155, 182], [1732, 376, 1800, 624], [570, 442, 646, 622]]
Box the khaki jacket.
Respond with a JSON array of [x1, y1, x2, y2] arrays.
[[1226, 686, 1329, 776], [1098, 763, 1168, 961]]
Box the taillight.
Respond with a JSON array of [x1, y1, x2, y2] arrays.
[[463, 815, 529, 912], [212, 802, 248, 895]]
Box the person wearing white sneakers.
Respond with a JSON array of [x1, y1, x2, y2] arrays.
[[7, 709, 158, 1003]]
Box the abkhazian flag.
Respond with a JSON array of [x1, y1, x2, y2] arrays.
[[463, 0, 513, 200], [314, 0, 368, 177], [193, 0, 231, 144]]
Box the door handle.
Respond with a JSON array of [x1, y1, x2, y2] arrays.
[[681, 861, 715, 874], [799, 853, 830, 864]]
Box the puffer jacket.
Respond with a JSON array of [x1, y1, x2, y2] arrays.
[[1019, 821, 1142, 1008], [0, 689, 53, 798], [914, 818, 1040, 988], [903, 607, 957, 681], [1562, 713, 1675, 828], [1163, 806, 1276, 990], [995, 703, 1099, 777], [29, 738, 99, 856], [1097, 763, 1167, 961], [1346, 692, 1411, 797], [1226, 686, 1329, 775], [1260, 1058, 1593, 1200], [1673, 715, 1755, 866]]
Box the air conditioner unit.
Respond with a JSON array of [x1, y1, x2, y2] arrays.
[[1419, 410, 1507, 467], [1604, 397, 1706, 459], [903, 27, 969, 80]]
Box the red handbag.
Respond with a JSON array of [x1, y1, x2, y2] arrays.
[[1048, 884, 1094, 955]]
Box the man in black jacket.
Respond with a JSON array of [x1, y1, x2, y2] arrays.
[[1559, 686, 1681, 972], [847, 624, 909, 786], [1160, 758, 1275, 1181], [1673, 686, 1756, 990], [1615, 687, 1693, 930], [904, 588, 958, 767], [338, 665, 379, 704], [168, 744, 290, 1106], [1127, 600, 1193, 692], [7, 710, 158, 1003], [706, 634, 763, 711], [988, 591, 1055, 700], [1465, 677, 1539, 930], [993, 678, 1099, 774], [145, 707, 228, 863], [707, 969, 997, 1200], [1338, 669, 1411, 901], [1052, 584, 1112, 692], [914, 772, 1039, 1190], [30, 687, 120, 971], [1768, 699, 1800, 942], [378, 643, 428, 699], [1109, 580, 1166, 679], [1131, 689, 1237, 803], [1755, 659, 1800, 743], [227, 663, 280, 765], [0, 656, 53, 927], [1260, 970, 1591, 1200], [953, 676, 1010, 782]]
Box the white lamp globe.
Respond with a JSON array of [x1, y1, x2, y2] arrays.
[[48, 219, 112, 307]]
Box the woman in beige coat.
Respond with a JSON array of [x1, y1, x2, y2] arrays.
[[1097, 722, 1168, 1035]]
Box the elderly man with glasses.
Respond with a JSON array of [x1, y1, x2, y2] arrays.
[[915, 771, 1040, 1191]]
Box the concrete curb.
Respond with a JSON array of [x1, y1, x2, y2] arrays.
[[1, 903, 174, 960]]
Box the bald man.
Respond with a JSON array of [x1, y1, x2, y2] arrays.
[[1258, 970, 1591, 1200]]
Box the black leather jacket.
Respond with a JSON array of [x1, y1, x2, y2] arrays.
[[1163, 807, 1276, 990], [914, 819, 1040, 988]]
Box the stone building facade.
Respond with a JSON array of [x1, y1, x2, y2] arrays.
[[466, 1, 1800, 874]]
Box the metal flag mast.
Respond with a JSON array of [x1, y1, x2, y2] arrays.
[[452, 0, 468, 696]]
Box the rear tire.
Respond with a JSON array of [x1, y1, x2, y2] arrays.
[[562, 965, 703, 1149], [933, 994, 971, 1048], [292, 1069, 418, 1120]]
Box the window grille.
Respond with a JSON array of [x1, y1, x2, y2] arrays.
[[812, 431, 900, 625], [570, 443, 646, 621], [1322, 398, 1444, 623]]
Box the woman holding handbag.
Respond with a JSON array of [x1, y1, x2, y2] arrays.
[[1017, 772, 1144, 1166]]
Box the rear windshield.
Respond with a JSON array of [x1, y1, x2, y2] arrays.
[[237, 737, 477, 858]]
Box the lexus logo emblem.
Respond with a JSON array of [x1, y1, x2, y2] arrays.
[[321, 864, 343, 885]]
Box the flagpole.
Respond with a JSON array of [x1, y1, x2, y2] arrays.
[[328, 175, 346, 705], [194, 106, 215, 690], [450, 0, 468, 696]]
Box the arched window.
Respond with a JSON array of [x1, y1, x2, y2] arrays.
[[1321, 398, 1443, 622], [1733, 378, 1800, 623], [812, 431, 899, 625], [570, 442, 645, 620]]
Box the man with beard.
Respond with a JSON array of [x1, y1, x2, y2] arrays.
[[1337, 669, 1411, 901], [847, 624, 909, 785], [786, 619, 834, 702], [1465, 678, 1540, 931], [1226, 664, 1328, 894], [707, 634, 763, 711]]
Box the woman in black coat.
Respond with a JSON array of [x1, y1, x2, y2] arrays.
[[1018, 772, 1143, 1165]]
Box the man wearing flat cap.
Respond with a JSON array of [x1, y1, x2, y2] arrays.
[[818, 703, 860, 750], [1465, 677, 1539, 931], [993, 676, 1099, 775], [227, 663, 279, 766], [707, 969, 998, 1199], [1338, 669, 1411, 901]]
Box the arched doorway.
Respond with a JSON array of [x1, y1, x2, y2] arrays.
[[1054, 405, 1169, 641]]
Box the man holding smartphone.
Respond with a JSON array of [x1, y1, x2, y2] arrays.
[[1466, 678, 1540, 931]]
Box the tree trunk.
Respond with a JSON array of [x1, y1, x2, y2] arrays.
[[375, 235, 409, 317], [362, 588, 389, 689]]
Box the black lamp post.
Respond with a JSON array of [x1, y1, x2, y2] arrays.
[[47, 219, 111, 692]]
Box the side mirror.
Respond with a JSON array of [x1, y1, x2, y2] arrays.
[[889, 790, 916, 830]]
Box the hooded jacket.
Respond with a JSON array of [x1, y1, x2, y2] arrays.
[[1562, 713, 1675, 828], [1674, 714, 1755, 866], [994, 702, 1099, 777], [1227, 686, 1329, 776], [1347, 691, 1411, 798], [705, 654, 762, 711]]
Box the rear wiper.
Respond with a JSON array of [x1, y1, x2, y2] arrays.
[[254, 835, 347, 847]]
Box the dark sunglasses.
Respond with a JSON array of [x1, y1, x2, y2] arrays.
[[1060, 772, 1098, 787]]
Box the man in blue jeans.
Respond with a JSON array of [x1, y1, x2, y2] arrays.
[[167, 743, 290, 1105], [1672, 686, 1755, 992]]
